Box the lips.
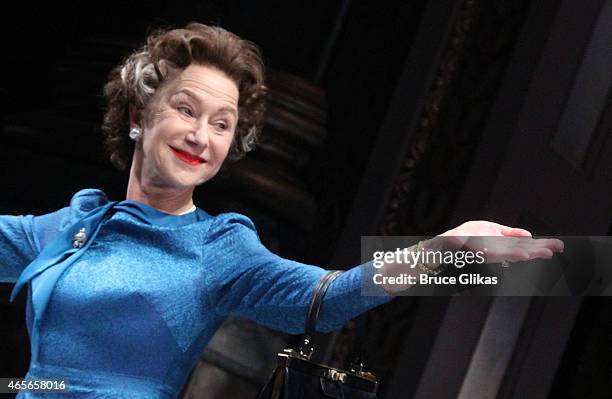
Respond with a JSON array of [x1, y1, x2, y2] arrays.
[[169, 146, 206, 166]]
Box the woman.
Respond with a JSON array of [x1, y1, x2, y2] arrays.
[[0, 23, 562, 398]]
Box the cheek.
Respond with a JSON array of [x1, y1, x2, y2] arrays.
[[141, 129, 162, 159], [144, 118, 181, 148], [213, 136, 234, 160]]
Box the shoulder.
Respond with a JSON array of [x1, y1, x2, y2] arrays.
[[202, 211, 280, 273], [204, 211, 262, 246], [69, 188, 110, 214], [58, 188, 110, 228], [31, 188, 110, 251], [206, 211, 257, 236], [210, 212, 256, 229]]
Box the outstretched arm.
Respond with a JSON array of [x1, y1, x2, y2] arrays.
[[0, 214, 39, 283], [204, 214, 563, 332], [0, 208, 68, 284], [203, 213, 392, 335]]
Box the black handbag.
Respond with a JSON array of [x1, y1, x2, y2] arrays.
[[257, 270, 378, 399]]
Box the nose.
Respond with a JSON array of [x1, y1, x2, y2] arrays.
[[186, 121, 209, 149]]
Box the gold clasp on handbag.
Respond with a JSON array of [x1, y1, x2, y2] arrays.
[[325, 369, 347, 383]]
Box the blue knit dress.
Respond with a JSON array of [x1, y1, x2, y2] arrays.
[[1, 189, 392, 398]]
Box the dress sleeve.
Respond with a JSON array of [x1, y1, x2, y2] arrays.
[[0, 189, 106, 284], [0, 207, 69, 284], [0, 214, 39, 283], [203, 213, 393, 334]]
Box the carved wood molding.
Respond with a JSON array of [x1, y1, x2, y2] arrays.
[[378, 0, 478, 237], [327, 0, 480, 379], [329, 0, 535, 391]]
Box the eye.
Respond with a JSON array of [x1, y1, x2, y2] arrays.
[[213, 121, 229, 131], [177, 105, 194, 117]]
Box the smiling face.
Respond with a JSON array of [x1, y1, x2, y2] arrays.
[[132, 64, 239, 191]]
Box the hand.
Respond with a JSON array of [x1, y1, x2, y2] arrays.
[[439, 221, 564, 264]]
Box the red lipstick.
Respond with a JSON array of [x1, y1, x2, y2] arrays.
[[169, 146, 205, 166]]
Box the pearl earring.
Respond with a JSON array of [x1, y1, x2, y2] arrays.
[[129, 127, 142, 141]]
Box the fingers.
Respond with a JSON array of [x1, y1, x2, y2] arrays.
[[496, 247, 534, 262], [474, 236, 564, 263], [516, 238, 564, 252], [547, 238, 564, 252], [501, 246, 556, 262], [506, 238, 564, 262], [523, 247, 553, 259]]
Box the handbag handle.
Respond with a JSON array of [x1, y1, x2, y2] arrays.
[[298, 270, 344, 359]]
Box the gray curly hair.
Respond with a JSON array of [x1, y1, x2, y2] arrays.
[[102, 23, 267, 171]]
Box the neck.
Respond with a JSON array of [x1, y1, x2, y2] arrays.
[[126, 153, 195, 215]]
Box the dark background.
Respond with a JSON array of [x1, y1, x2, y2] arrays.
[[1, 0, 612, 398]]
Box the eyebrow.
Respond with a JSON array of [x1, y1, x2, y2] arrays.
[[174, 89, 238, 119]]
